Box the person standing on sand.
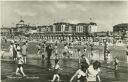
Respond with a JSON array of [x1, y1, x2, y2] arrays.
[[46, 44, 53, 69], [9, 42, 14, 59], [46, 44, 53, 61], [63, 44, 69, 58], [21, 42, 28, 64], [13, 42, 18, 62]]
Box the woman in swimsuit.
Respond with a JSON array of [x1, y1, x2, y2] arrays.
[[70, 62, 89, 82]]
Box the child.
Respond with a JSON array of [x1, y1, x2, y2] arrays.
[[16, 52, 26, 77], [51, 59, 62, 82], [113, 57, 119, 70], [106, 51, 112, 64]]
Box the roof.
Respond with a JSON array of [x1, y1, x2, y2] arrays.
[[53, 22, 69, 25], [90, 22, 97, 25], [113, 23, 128, 31], [77, 23, 89, 25], [19, 19, 24, 22]]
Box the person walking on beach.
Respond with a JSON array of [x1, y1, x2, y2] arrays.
[[16, 54, 26, 77], [16, 46, 26, 77]]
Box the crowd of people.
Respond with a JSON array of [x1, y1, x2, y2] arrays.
[[1, 37, 128, 82]]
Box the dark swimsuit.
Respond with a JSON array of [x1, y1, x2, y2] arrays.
[[54, 69, 59, 74], [18, 64, 23, 68], [78, 76, 87, 82], [13, 47, 17, 58]]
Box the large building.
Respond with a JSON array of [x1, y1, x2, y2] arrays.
[[1, 19, 99, 41], [113, 23, 128, 39], [88, 22, 98, 33], [31, 22, 98, 41]]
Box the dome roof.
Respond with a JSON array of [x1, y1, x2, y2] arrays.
[[19, 19, 24, 23]]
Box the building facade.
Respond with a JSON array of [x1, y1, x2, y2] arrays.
[[1, 19, 99, 41], [31, 22, 95, 41], [113, 23, 128, 39], [1, 27, 11, 37]]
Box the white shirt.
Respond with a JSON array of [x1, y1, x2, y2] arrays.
[[87, 65, 100, 81]]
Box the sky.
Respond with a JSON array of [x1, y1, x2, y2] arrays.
[[1, 1, 128, 31]]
